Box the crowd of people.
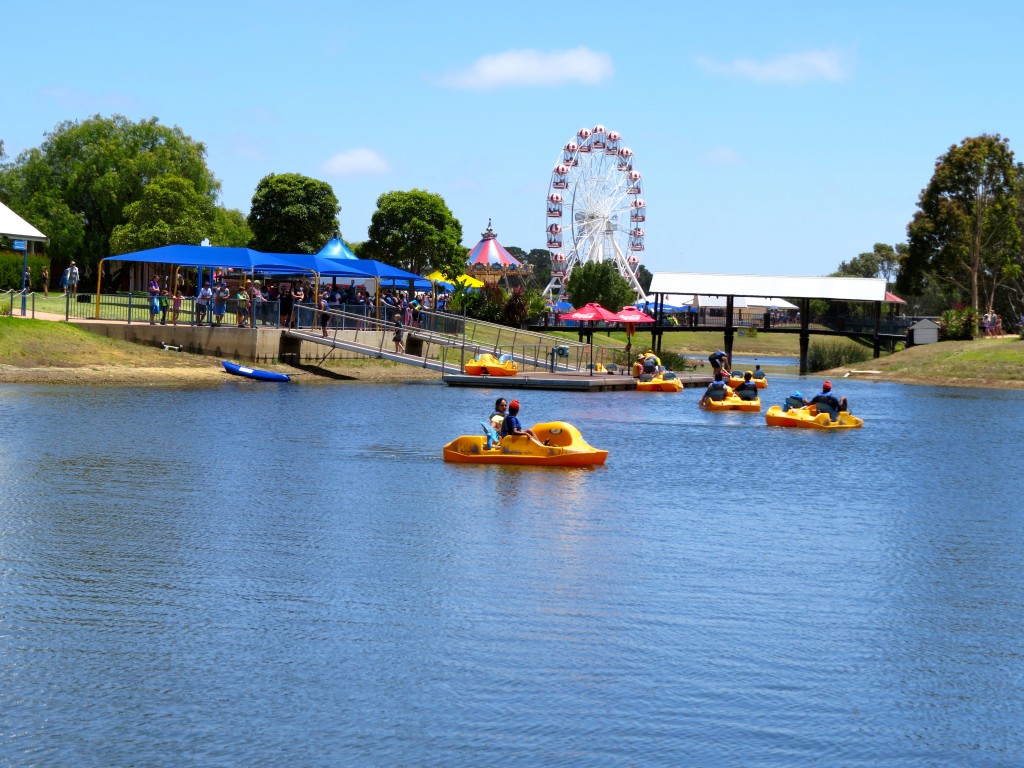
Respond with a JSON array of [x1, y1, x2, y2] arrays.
[[126, 272, 442, 333]]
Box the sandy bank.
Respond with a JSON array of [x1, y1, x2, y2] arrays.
[[0, 359, 443, 386]]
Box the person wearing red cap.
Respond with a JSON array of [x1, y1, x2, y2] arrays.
[[499, 399, 542, 444], [808, 380, 849, 419]]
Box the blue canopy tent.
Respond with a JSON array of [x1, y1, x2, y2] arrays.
[[316, 234, 360, 261], [99, 245, 379, 312], [253, 252, 373, 279], [325, 258, 432, 290], [102, 245, 376, 277], [103, 245, 267, 271]]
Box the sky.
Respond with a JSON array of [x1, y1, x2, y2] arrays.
[[5, 1, 1024, 277]]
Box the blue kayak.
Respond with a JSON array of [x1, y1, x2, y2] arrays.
[[222, 360, 291, 382]]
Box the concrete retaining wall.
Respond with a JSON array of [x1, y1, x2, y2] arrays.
[[70, 321, 389, 363]]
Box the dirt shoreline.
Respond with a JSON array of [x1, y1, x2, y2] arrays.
[[0, 359, 443, 386]]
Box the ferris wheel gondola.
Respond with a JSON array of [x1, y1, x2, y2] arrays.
[[543, 124, 646, 300]]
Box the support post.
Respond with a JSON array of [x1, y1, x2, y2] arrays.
[[799, 298, 810, 375], [724, 295, 735, 367], [872, 300, 882, 358]]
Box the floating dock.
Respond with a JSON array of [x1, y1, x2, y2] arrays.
[[442, 371, 713, 392]]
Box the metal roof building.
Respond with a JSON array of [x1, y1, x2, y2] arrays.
[[647, 272, 893, 374]]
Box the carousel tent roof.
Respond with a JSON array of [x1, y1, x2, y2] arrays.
[[0, 200, 48, 241], [466, 222, 522, 268]]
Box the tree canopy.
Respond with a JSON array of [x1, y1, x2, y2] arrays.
[[834, 243, 904, 285], [564, 260, 636, 311], [898, 134, 1022, 312], [210, 207, 254, 248], [0, 115, 220, 273], [247, 173, 339, 254], [364, 189, 464, 278], [506, 246, 552, 290], [109, 175, 216, 254]]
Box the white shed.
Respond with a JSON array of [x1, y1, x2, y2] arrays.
[[908, 318, 940, 346]]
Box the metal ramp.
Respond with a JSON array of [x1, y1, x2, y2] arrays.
[[285, 305, 591, 373], [284, 328, 452, 372]]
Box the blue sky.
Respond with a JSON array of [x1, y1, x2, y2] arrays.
[[5, 1, 1024, 276]]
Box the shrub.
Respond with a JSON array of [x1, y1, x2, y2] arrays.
[[807, 338, 871, 372], [0, 252, 51, 291], [938, 305, 978, 340]]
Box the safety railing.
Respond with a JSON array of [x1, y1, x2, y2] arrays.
[[3, 289, 38, 317], [288, 304, 594, 373]]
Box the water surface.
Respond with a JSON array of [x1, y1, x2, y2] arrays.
[[1, 377, 1021, 766]]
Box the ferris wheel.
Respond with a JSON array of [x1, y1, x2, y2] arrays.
[[544, 124, 646, 301]]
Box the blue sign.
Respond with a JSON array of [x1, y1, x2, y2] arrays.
[[12, 239, 27, 251]]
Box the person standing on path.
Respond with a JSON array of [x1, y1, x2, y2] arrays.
[[392, 312, 405, 354], [42, 267, 49, 298], [148, 275, 161, 324], [196, 281, 213, 325], [68, 262, 79, 295]]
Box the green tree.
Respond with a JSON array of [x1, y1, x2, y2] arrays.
[[364, 189, 464, 277], [564, 260, 635, 310], [636, 264, 653, 294], [834, 243, 905, 286], [211, 207, 253, 247], [0, 115, 219, 275], [248, 173, 339, 254], [109, 175, 215, 254], [506, 247, 552, 290], [898, 134, 1022, 313]]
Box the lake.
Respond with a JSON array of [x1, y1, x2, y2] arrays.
[[1, 376, 1021, 766]]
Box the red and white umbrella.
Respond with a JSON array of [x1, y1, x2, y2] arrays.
[[614, 306, 655, 323], [559, 302, 622, 322]]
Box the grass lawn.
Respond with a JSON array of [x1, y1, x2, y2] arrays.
[[0, 316, 205, 368], [855, 336, 1024, 384]]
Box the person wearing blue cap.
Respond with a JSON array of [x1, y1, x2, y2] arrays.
[[783, 391, 808, 411]]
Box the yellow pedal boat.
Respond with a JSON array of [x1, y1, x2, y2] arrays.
[[765, 404, 863, 429], [636, 371, 683, 392], [464, 353, 518, 376], [443, 421, 608, 466], [728, 374, 768, 389], [701, 392, 761, 412]]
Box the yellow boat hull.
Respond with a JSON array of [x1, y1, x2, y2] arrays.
[[701, 394, 761, 412], [636, 373, 683, 392], [765, 405, 863, 429], [465, 353, 518, 376], [729, 376, 768, 389], [443, 421, 608, 466]]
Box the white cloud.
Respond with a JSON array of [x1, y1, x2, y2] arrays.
[[322, 148, 390, 176], [695, 49, 852, 84], [437, 47, 613, 90]]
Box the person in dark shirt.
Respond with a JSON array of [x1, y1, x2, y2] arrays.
[[808, 380, 848, 418], [500, 399, 543, 444]]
